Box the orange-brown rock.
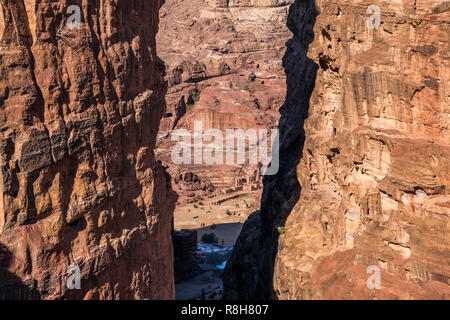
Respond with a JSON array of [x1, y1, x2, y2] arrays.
[[225, 0, 449, 300], [0, 0, 176, 299], [156, 0, 293, 198]]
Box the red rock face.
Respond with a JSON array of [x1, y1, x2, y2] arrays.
[[0, 0, 176, 299], [226, 0, 449, 299], [156, 0, 294, 199]]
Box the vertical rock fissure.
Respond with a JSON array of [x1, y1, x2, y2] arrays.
[[226, 0, 449, 300], [223, 0, 319, 300]]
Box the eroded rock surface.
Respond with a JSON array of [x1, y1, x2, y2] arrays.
[[0, 0, 175, 299], [156, 0, 294, 200], [225, 0, 449, 299]]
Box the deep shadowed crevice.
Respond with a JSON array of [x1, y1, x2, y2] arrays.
[[223, 0, 319, 300]]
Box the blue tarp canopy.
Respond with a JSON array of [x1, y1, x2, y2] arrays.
[[215, 260, 227, 270], [197, 244, 233, 253]]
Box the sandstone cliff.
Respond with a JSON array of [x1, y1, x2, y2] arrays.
[[156, 0, 294, 198], [0, 0, 175, 299], [225, 0, 449, 299]]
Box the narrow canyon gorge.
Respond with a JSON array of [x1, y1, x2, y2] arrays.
[[0, 0, 448, 301]]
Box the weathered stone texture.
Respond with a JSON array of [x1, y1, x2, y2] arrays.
[[226, 0, 449, 300], [0, 0, 176, 300], [156, 0, 294, 200]]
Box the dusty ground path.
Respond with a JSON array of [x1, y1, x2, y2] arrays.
[[174, 189, 252, 300], [196, 222, 244, 248], [174, 191, 260, 230], [175, 222, 244, 300]]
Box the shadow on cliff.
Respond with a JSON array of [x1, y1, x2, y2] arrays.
[[0, 244, 40, 300], [223, 0, 319, 300]]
